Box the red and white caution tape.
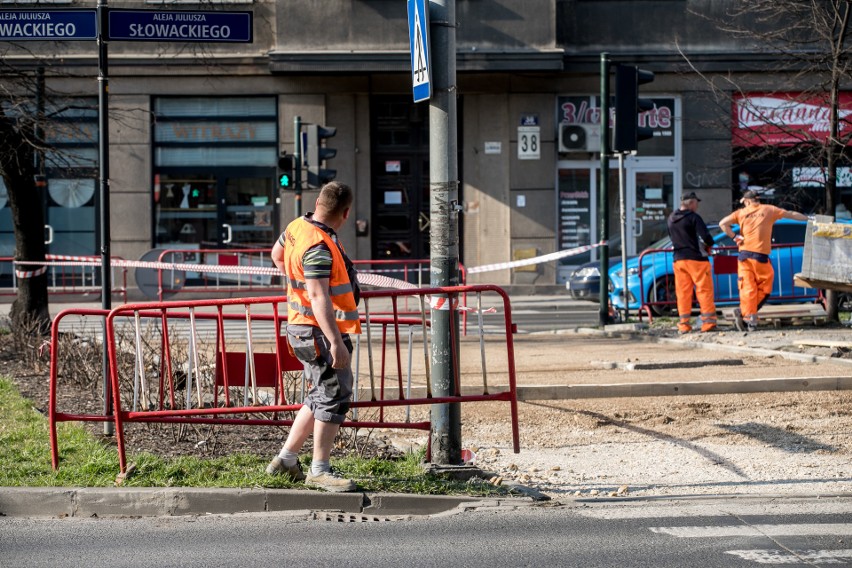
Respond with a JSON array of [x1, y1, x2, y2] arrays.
[[12, 258, 421, 291], [466, 242, 602, 274], [14, 265, 48, 279]]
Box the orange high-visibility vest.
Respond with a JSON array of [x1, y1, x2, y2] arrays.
[[283, 217, 361, 334]]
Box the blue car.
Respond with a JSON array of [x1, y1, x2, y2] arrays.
[[608, 219, 817, 316]]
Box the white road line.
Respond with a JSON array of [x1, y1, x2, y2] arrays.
[[578, 502, 852, 519], [726, 549, 852, 564], [650, 524, 852, 537]]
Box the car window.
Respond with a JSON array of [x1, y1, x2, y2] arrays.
[[647, 235, 672, 250], [715, 234, 736, 247], [771, 223, 806, 244]]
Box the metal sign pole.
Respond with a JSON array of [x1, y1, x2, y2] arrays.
[[598, 52, 611, 326], [428, 0, 461, 466], [97, 0, 113, 435]]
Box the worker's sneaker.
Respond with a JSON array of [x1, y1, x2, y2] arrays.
[[746, 323, 758, 333], [306, 471, 357, 492], [265, 457, 306, 481], [732, 308, 746, 332], [700, 324, 717, 333], [677, 326, 692, 335]]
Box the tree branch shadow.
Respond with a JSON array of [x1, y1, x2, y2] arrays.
[[525, 401, 750, 479], [716, 422, 838, 453]]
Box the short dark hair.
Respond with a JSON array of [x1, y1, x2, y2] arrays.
[[741, 190, 759, 203], [316, 181, 353, 217]]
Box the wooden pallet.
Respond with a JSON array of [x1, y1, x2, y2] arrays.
[[721, 303, 828, 328]]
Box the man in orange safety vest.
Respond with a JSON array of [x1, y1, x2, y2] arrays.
[[266, 181, 361, 492]]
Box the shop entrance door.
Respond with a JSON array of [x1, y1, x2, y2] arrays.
[[371, 98, 431, 261], [221, 176, 276, 248], [154, 170, 277, 250], [629, 170, 675, 254]]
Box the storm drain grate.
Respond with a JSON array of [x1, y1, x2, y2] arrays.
[[313, 512, 409, 523]]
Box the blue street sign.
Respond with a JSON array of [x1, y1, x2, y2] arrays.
[[108, 10, 253, 43], [407, 0, 431, 103], [0, 10, 97, 41]]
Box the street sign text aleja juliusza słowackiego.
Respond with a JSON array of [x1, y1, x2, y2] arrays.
[[0, 8, 252, 43]]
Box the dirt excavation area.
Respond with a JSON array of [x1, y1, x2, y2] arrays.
[[385, 324, 852, 499]]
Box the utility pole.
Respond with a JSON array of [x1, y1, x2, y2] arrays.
[[598, 52, 611, 327], [429, 0, 461, 465], [97, 0, 113, 435]]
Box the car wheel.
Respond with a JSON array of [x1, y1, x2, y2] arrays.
[[648, 277, 678, 317]]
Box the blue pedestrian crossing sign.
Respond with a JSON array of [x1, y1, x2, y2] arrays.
[[407, 0, 431, 103]]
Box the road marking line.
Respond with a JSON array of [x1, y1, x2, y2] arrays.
[[726, 549, 852, 564], [578, 503, 852, 519], [651, 524, 852, 537]]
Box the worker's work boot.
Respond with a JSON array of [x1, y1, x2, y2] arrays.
[[265, 457, 306, 481], [732, 308, 746, 332], [306, 471, 356, 492]]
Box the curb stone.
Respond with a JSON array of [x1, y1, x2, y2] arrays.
[[0, 487, 536, 518]]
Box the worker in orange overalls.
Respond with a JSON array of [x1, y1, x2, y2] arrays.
[[719, 190, 808, 332], [667, 191, 717, 334]]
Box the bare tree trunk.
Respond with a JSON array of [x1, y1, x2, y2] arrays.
[[0, 117, 50, 335]]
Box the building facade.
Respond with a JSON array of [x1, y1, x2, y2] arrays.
[[1, 0, 847, 295]]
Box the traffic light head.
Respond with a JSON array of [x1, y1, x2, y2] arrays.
[[305, 124, 337, 189], [613, 64, 655, 152], [278, 153, 294, 189]]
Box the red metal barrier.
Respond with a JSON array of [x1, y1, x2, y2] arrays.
[[0, 256, 128, 301], [636, 243, 819, 321], [48, 285, 518, 473]]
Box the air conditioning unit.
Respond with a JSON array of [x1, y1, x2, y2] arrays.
[[558, 123, 602, 153]]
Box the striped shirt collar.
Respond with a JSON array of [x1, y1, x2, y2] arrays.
[[304, 212, 338, 243]]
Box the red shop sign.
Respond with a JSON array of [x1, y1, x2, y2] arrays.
[[732, 92, 852, 147]]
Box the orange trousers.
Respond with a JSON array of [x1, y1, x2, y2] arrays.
[[673, 259, 717, 332], [737, 258, 773, 325]]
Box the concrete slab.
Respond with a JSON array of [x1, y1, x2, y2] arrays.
[[75, 488, 173, 518], [0, 488, 76, 518], [266, 489, 364, 513], [169, 488, 268, 516]]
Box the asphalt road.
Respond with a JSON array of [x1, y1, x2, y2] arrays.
[[2, 497, 850, 568], [487, 295, 599, 333]]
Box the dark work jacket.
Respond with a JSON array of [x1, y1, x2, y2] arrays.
[[667, 209, 713, 262]]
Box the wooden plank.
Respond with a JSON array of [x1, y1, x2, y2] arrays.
[[796, 339, 852, 349], [354, 376, 852, 401], [795, 274, 852, 293]]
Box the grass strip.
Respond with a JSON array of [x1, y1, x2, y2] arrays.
[[0, 377, 508, 496]]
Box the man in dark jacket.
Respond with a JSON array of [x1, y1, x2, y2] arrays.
[[666, 192, 717, 333]]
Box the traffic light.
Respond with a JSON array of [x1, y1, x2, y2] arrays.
[[277, 153, 294, 189], [613, 64, 655, 152], [305, 124, 337, 188]]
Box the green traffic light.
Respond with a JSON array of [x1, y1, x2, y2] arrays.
[[279, 173, 291, 188]]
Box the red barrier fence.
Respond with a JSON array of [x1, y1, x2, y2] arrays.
[[48, 284, 518, 473], [635, 243, 818, 320]]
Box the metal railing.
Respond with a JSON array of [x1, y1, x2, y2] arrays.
[[635, 243, 818, 320], [48, 284, 518, 473]]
